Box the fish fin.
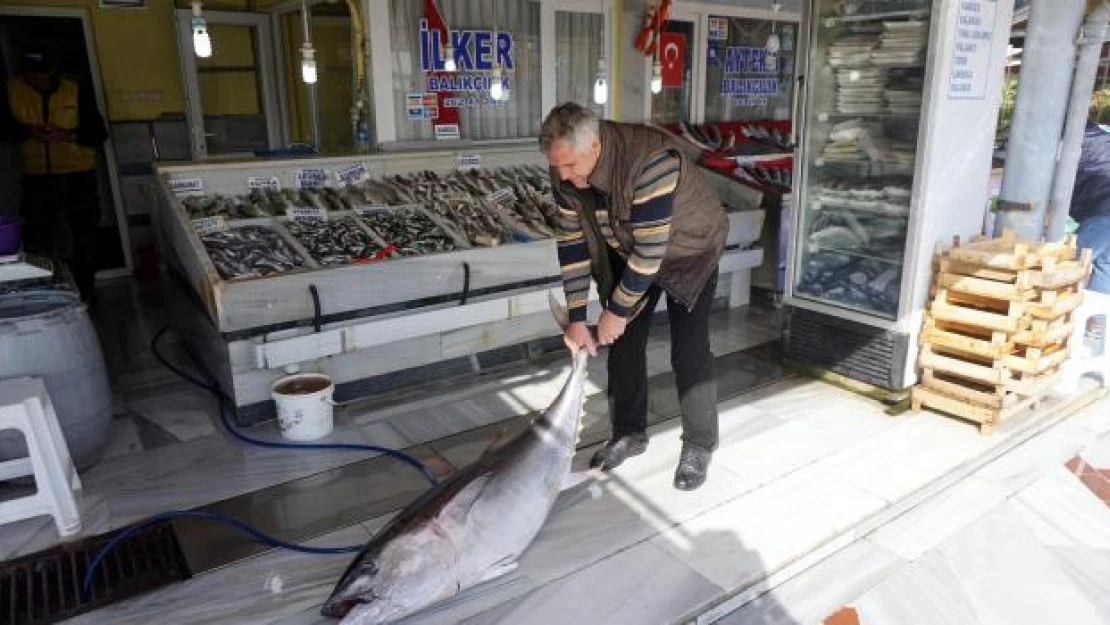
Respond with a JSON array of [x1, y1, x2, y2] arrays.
[[476, 559, 519, 585], [547, 290, 570, 331], [560, 469, 601, 492], [440, 472, 495, 526]]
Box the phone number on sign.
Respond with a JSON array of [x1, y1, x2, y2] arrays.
[[443, 96, 506, 108]]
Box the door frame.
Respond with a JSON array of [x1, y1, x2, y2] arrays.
[[174, 9, 283, 160], [0, 5, 134, 278]]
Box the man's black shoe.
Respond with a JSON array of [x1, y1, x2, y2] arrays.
[[589, 434, 648, 471], [674, 443, 711, 491]]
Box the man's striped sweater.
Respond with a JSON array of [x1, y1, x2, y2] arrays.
[[556, 149, 680, 323]]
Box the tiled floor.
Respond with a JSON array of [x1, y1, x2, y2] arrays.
[[57, 375, 1110, 624], [0, 281, 783, 563], [718, 394, 1110, 625], [8, 279, 1110, 625]]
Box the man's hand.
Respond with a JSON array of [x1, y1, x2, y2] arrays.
[[597, 310, 627, 345], [564, 322, 598, 357]]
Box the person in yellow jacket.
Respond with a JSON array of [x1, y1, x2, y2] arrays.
[[0, 44, 108, 303]]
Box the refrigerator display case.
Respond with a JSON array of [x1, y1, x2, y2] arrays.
[[784, 0, 1016, 390]]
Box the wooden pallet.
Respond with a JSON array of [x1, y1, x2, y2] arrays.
[[929, 288, 1030, 334], [911, 383, 1044, 435], [918, 344, 1062, 390], [936, 233, 1092, 291], [946, 229, 1080, 270], [1013, 316, 1074, 349], [912, 229, 1091, 435]]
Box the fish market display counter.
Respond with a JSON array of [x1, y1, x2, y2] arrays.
[[153, 145, 766, 425]]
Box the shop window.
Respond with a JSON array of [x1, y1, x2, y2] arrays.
[[389, 0, 542, 142], [195, 23, 267, 154], [555, 10, 605, 116], [279, 4, 359, 154], [704, 16, 796, 123], [649, 20, 696, 125]]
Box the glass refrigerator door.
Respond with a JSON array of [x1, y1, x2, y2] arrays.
[[794, 0, 934, 319]]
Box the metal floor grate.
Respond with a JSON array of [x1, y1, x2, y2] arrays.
[[0, 524, 191, 624]]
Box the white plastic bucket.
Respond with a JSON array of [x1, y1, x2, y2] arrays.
[[271, 373, 335, 441]]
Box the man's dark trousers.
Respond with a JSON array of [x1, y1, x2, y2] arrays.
[[606, 253, 719, 452]]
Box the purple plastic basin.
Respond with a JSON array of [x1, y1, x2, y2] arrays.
[[0, 217, 21, 256]]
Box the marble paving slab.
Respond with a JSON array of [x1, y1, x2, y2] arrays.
[[100, 414, 144, 460], [1012, 466, 1110, 551], [852, 548, 984, 625], [1068, 398, 1110, 435], [173, 442, 449, 573], [1045, 545, 1110, 621], [0, 493, 113, 562], [866, 476, 1011, 561], [974, 421, 1095, 493], [648, 460, 888, 591], [714, 389, 895, 490], [456, 539, 722, 625], [933, 504, 1107, 625], [61, 523, 376, 625], [127, 387, 219, 442], [815, 412, 997, 504], [715, 538, 903, 625], [1078, 428, 1110, 467]]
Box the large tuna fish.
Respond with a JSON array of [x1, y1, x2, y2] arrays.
[[320, 297, 591, 623]]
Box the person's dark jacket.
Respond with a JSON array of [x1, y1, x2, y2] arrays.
[[1070, 122, 1110, 223]]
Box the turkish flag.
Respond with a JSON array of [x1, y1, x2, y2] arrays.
[[424, 0, 459, 128], [660, 32, 686, 88]]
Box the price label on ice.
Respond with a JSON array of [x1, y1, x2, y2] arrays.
[[192, 216, 228, 234], [335, 162, 370, 186], [455, 154, 481, 171], [294, 168, 329, 189], [247, 175, 280, 191], [170, 177, 204, 196], [286, 207, 327, 221]]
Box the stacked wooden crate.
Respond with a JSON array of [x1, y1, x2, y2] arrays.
[[911, 229, 1093, 435]]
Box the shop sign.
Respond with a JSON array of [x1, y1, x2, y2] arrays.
[[455, 153, 481, 171], [335, 162, 371, 186], [247, 175, 280, 191], [419, 19, 514, 107], [192, 216, 228, 235], [169, 177, 204, 196], [286, 207, 327, 221], [436, 124, 462, 141], [949, 0, 997, 100], [709, 17, 729, 41], [294, 168, 329, 189], [406, 93, 440, 120], [720, 46, 781, 107]]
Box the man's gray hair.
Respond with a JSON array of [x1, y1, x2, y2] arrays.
[[539, 102, 599, 154]]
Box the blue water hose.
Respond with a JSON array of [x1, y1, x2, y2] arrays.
[[80, 327, 438, 601]]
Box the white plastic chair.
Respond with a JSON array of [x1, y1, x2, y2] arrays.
[[0, 377, 82, 537], [1056, 289, 1110, 394]]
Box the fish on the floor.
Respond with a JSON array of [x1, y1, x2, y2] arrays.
[[320, 302, 592, 624]]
